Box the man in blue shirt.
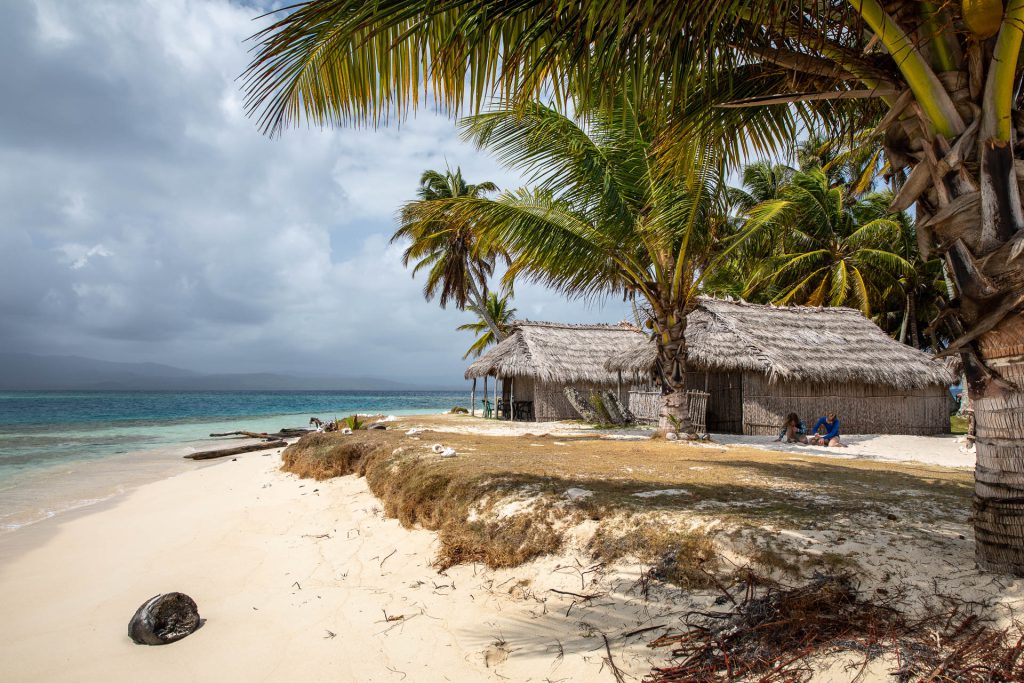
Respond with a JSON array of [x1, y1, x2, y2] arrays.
[[809, 412, 845, 447]]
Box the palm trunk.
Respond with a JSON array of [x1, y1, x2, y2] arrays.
[[655, 313, 695, 436], [866, 25, 1024, 572], [899, 295, 910, 344], [909, 297, 921, 349], [971, 320, 1024, 574], [465, 278, 505, 343]]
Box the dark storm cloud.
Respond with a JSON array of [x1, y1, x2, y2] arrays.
[[0, 0, 629, 384]]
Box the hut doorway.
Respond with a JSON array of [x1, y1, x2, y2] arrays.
[[686, 371, 743, 434]]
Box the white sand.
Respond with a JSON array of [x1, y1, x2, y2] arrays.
[[716, 433, 975, 468], [0, 447, 677, 682]]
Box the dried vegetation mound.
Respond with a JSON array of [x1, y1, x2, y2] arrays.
[[282, 430, 564, 569], [589, 522, 719, 589], [362, 446, 562, 570], [281, 431, 393, 480]]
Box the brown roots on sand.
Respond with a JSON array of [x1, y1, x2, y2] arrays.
[[648, 573, 1024, 683]]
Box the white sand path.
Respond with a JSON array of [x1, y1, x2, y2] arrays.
[[414, 414, 975, 469], [715, 433, 974, 468]]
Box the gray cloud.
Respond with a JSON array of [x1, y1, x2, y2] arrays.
[[0, 0, 630, 385]]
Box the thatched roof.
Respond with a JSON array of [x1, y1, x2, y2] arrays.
[[604, 298, 957, 389], [465, 321, 643, 383]]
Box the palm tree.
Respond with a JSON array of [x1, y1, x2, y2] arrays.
[[242, 0, 1024, 572], [406, 91, 735, 434], [742, 170, 913, 315], [456, 292, 516, 359], [708, 161, 797, 300], [795, 132, 885, 199], [873, 207, 952, 350], [391, 167, 506, 341]]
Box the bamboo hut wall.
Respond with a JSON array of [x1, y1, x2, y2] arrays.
[[533, 379, 618, 421], [685, 371, 743, 433], [740, 374, 951, 436], [628, 390, 660, 423]]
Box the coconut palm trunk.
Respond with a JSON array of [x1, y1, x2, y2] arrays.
[[654, 313, 695, 436], [465, 277, 505, 343], [971, 326, 1024, 573]]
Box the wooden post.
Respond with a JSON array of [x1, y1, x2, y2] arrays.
[[471, 377, 477, 417], [483, 375, 489, 417], [510, 377, 515, 420], [617, 371, 622, 403], [493, 374, 498, 418]]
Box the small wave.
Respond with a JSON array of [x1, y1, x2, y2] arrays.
[[0, 490, 122, 534]]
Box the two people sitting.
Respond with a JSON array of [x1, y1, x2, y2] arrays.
[[775, 411, 845, 447]]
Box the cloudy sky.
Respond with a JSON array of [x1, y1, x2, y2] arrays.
[[1, 0, 631, 386]]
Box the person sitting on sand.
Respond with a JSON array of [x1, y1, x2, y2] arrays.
[[775, 412, 807, 443], [809, 412, 845, 447]]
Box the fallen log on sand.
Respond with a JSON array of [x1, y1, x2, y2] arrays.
[[185, 440, 287, 461], [208, 429, 310, 439]]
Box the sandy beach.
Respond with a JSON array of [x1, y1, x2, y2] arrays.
[[0, 441, 673, 682], [0, 416, 1017, 682]]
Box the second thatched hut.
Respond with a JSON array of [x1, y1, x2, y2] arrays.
[[605, 298, 957, 435], [465, 321, 643, 421]]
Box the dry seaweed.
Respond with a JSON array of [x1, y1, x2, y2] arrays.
[[647, 573, 1023, 683]]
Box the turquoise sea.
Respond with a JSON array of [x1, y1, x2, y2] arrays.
[[0, 391, 464, 533]]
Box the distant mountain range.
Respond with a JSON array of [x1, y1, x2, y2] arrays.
[[0, 353, 447, 391]]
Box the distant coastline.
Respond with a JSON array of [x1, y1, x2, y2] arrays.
[[0, 353, 464, 392]]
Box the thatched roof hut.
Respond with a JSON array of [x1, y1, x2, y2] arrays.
[[606, 298, 956, 436], [605, 298, 957, 389], [466, 321, 643, 421]]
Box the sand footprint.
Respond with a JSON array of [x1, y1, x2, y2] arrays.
[[483, 641, 510, 668]]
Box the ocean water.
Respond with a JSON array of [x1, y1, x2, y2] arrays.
[[0, 391, 465, 533]]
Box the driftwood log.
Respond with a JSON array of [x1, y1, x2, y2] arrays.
[[185, 440, 287, 460], [209, 429, 309, 439], [128, 592, 201, 645]]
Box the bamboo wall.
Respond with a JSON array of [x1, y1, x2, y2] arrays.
[[628, 390, 660, 423], [528, 379, 622, 421], [740, 374, 952, 436], [627, 387, 712, 433], [629, 372, 743, 430]]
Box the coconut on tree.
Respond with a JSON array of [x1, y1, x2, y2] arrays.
[[243, 0, 1024, 572]]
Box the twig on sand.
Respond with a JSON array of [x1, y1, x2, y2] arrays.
[[382, 609, 405, 623], [549, 588, 606, 600], [622, 624, 665, 639], [380, 549, 396, 569], [324, 629, 336, 639], [552, 639, 565, 665], [698, 565, 736, 606], [602, 634, 627, 683], [384, 665, 407, 679]]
